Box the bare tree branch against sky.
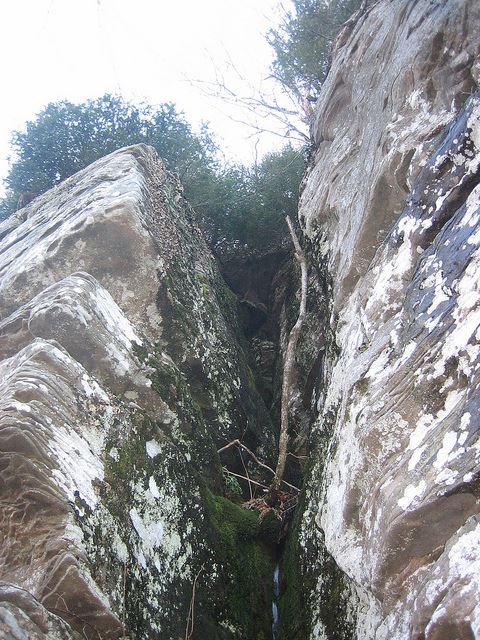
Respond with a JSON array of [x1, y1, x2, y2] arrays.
[[0, 0, 293, 194]]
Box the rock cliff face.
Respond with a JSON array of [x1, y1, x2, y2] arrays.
[[2, 1, 480, 639], [0, 146, 276, 639], [288, 0, 480, 638]]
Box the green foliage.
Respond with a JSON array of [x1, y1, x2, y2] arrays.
[[201, 144, 306, 253], [268, 0, 367, 101], [0, 94, 305, 255], [223, 468, 243, 499], [0, 94, 217, 219]]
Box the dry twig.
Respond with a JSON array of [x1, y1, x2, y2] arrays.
[[218, 439, 299, 492], [223, 468, 269, 490], [185, 564, 205, 640]]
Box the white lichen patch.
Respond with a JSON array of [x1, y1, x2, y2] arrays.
[[430, 248, 480, 379], [146, 439, 162, 458], [129, 506, 165, 550], [148, 475, 161, 499], [89, 284, 142, 351], [434, 467, 458, 486], [397, 480, 427, 510], [388, 89, 454, 155], [422, 522, 480, 637], [81, 373, 110, 402], [408, 390, 465, 454], [433, 431, 458, 469], [366, 215, 420, 313]]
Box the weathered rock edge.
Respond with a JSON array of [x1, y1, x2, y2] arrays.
[[0, 145, 275, 639]]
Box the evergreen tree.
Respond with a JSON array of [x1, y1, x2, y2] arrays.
[[0, 95, 217, 219], [268, 0, 368, 103], [0, 95, 305, 256], [199, 145, 305, 253]]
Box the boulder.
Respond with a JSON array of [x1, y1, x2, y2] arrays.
[[291, 0, 480, 638], [0, 145, 275, 639]]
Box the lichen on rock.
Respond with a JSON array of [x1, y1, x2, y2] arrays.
[[286, 0, 480, 638], [0, 145, 276, 639]]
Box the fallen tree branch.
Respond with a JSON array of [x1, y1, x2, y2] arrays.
[[218, 439, 300, 492]]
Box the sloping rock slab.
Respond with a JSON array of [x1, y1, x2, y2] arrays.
[[0, 146, 274, 638], [296, 1, 480, 638]]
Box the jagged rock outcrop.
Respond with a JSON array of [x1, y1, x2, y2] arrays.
[[0, 146, 276, 639], [287, 0, 480, 638]]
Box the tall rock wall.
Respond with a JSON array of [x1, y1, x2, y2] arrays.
[[0, 145, 276, 639], [292, 0, 480, 638]]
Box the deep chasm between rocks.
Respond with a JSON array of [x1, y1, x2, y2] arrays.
[[1, 0, 480, 638]]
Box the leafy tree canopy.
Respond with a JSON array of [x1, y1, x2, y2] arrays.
[[1, 94, 216, 218], [200, 144, 305, 254], [0, 94, 305, 254], [268, 0, 368, 103]]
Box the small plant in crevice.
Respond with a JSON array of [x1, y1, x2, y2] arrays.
[[223, 466, 243, 499], [217, 438, 300, 544]]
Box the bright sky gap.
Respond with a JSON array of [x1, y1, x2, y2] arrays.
[[0, 0, 290, 195]]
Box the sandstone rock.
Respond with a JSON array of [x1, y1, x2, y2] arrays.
[[0, 582, 83, 639], [0, 145, 275, 638], [292, 0, 480, 638], [301, 0, 480, 307]]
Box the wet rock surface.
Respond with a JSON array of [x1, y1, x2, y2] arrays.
[[0, 145, 275, 639], [289, 0, 480, 638]]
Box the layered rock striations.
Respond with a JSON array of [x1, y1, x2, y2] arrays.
[[0, 145, 275, 639], [290, 0, 480, 638], [2, 1, 480, 638]]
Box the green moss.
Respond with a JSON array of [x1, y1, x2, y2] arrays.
[[200, 490, 275, 639], [279, 493, 356, 640], [278, 499, 315, 639], [196, 271, 211, 298], [102, 412, 158, 517], [216, 278, 239, 328]]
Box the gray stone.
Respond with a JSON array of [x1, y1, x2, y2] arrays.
[[0, 145, 275, 639], [295, 1, 480, 638]]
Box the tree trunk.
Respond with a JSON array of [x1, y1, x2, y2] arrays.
[[267, 216, 307, 503]]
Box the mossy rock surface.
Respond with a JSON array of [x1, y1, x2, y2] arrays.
[[198, 490, 276, 640]]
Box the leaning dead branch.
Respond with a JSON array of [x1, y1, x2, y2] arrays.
[[267, 216, 308, 502]]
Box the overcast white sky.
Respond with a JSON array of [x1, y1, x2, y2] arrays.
[[0, 0, 292, 194]]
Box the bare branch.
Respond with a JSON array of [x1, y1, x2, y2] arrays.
[[218, 439, 300, 492], [186, 54, 311, 144], [223, 469, 269, 490], [268, 216, 308, 501], [287, 451, 308, 460]]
